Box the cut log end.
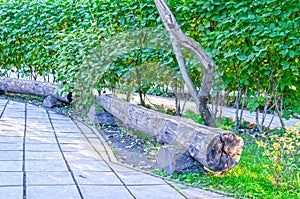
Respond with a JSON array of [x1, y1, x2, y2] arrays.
[[207, 132, 244, 172]]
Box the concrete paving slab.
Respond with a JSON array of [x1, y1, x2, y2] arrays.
[[48, 112, 71, 120], [107, 163, 138, 172], [53, 125, 81, 133], [0, 172, 23, 186], [2, 111, 25, 118], [0, 186, 23, 199], [26, 131, 55, 138], [57, 137, 88, 144], [67, 160, 111, 172], [128, 185, 185, 199], [0, 143, 23, 150], [64, 151, 102, 161], [26, 123, 52, 130], [27, 185, 81, 199], [0, 136, 23, 144], [0, 124, 25, 136], [25, 151, 63, 160], [75, 124, 93, 134], [26, 171, 75, 185], [26, 107, 42, 111], [56, 132, 84, 138], [0, 115, 25, 121], [25, 136, 57, 144], [26, 111, 48, 119], [26, 126, 54, 132], [0, 150, 23, 160], [79, 185, 134, 199], [73, 171, 123, 185], [26, 117, 50, 123], [25, 143, 60, 152], [0, 160, 22, 171], [47, 120, 75, 125], [88, 138, 106, 152], [4, 107, 25, 112], [0, 100, 8, 105], [0, 117, 23, 125], [25, 160, 68, 172], [60, 143, 94, 152], [116, 171, 166, 185], [26, 104, 42, 110], [6, 101, 25, 107]]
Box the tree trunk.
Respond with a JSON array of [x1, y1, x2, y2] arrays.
[[0, 77, 70, 103], [154, 0, 216, 127], [239, 86, 248, 124], [98, 94, 244, 172]]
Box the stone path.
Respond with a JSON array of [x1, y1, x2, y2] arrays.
[[0, 99, 231, 199]]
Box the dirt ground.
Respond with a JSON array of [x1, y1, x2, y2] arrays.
[[98, 126, 160, 171]]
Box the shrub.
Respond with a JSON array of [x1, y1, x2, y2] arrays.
[[256, 123, 300, 189]]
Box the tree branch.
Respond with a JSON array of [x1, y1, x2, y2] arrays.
[[154, 0, 216, 126], [154, 0, 216, 71]]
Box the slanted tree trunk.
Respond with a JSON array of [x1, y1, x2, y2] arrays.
[[98, 94, 244, 172], [0, 77, 70, 103], [154, 0, 216, 127]]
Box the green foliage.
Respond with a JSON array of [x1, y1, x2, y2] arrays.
[[218, 116, 235, 130], [152, 169, 169, 177], [1, 0, 299, 117], [184, 111, 204, 125], [201, 0, 300, 116], [184, 112, 237, 130]]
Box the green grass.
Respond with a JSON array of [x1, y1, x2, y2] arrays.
[[1, 93, 43, 104], [153, 110, 299, 198], [154, 134, 299, 199]]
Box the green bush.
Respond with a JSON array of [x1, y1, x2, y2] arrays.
[[1, 0, 299, 117], [256, 123, 300, 189]]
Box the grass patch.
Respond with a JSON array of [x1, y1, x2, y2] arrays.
[[154, 134, 299, 198], [1, 92, 43, 105], [154, 110, 299, 198]]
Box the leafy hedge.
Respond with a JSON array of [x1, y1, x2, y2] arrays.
[[0, 0, 299, 116]]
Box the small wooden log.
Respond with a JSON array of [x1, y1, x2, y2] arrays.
[[0, 77, 69, 103], [98, 94, 244, 172]]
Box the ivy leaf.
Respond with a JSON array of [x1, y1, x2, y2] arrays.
[[281, 61, 290, 70], [237, 54, 247, 61], [289, 50, 295, 58]]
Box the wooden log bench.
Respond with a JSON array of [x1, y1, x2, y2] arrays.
[[0, 77, 70, 107], [98, 94, 244, 173]]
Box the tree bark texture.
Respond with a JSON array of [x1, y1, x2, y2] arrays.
[[154, 0, 216, 127], [98, 94, 244, 172], [0, 77, 69, 103]]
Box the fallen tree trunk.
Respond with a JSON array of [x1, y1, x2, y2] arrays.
[[0, 77, 69, 103], [98, 94, 244, 172]]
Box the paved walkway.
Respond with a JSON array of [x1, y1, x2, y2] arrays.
[[129, 94, 299, 129], [0, 99, 231, 199]]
